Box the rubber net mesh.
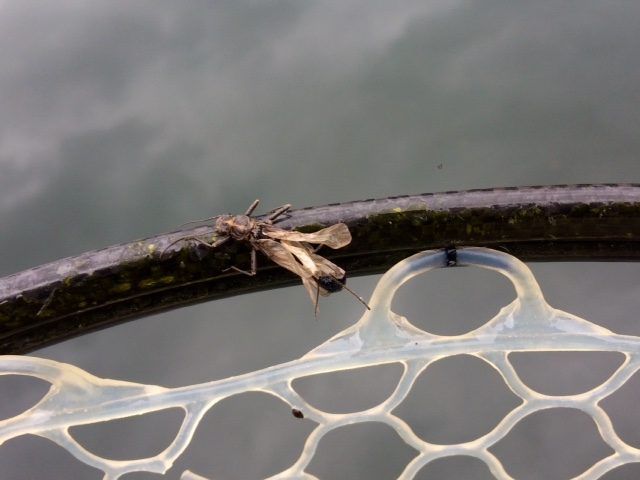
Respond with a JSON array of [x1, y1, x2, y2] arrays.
[[1, 247, 639, 479]]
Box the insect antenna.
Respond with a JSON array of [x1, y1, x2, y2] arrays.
[[342, 283, 371, 310], [172, 216, 218, 228], [328, 276, 370, 310], [176, 199, 262, 227], [317, 275, 371, 311], [160, 235, 229, 258], [160, 237, 193, 258]]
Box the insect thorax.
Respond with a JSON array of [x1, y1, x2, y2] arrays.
[[215, 215, 256, 240]]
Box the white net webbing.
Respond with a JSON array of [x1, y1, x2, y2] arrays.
[[1, 247, 639, 479]]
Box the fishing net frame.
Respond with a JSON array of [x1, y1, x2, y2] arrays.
[[0, 184, 639, 479], [1, 184, 639, 354]]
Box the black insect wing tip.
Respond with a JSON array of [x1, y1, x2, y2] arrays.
[[317, 275, 346, 293]]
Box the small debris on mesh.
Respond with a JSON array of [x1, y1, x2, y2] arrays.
[[291, 408, 304, 419]]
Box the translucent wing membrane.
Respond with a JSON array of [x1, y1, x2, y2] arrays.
[[2, 247, 638, 479], [262, 223, 352, 249]]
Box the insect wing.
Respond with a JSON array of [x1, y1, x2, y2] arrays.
[[262, 223, 352, 249], [257, 239, 322, 305], [255, 239, 309, 278], [301, 276, 321, 304], [306, 249, 346, 280], [280, 241, 345, 295], [307, 250, 348, 298], [277, 241, 318, 274]]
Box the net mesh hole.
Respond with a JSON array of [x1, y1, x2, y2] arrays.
[[600, 370, 640, 448], [394, 354, 521, 444], [0, 374, 50, 421], [490, 408, 614, 480], [292, 363, 402, 413], [415, 455, 496, 479], [392, 267, 514, 336], [509, 351, 625, 396], [307, 422, 418, 479], [69, 407, 184, 460], [184, 392, 313, 480]]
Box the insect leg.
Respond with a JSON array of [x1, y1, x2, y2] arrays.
[[222, 247, 258, 276], [211, 235, 231, 248], [251, 247, 257, 274], [245, 199, 260, 216], [266, 204, 292, 223], [178, 216, 217, 227], [223, 265, 256, 276]]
